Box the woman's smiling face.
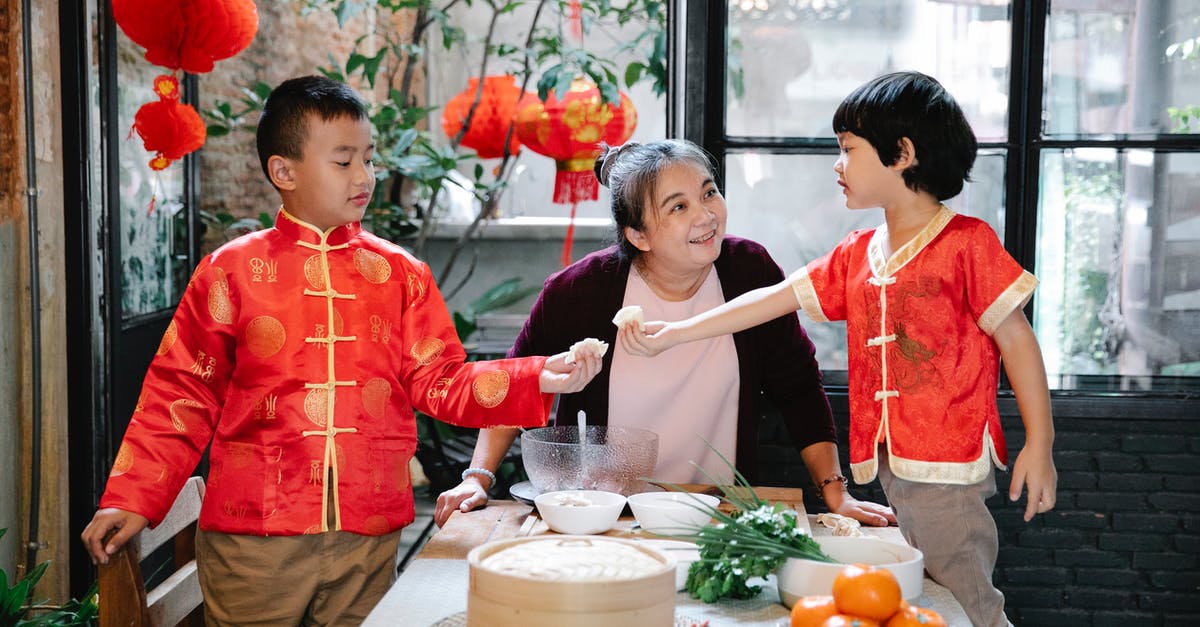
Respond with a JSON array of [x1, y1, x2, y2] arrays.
[[626, 161, 727, 273]]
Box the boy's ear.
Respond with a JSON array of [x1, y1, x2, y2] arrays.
[[268, 155, 297, 191], [893, 137, 918, 170], [624, 226, 652, 253]]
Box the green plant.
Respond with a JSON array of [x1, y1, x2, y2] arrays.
[[452, 276, 540, 343], [0, 529, 98, 626], [659, 445, 835, 604], [205, 0, 666, 296]]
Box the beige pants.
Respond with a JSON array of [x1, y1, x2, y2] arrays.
[[195, 528, 401, 626], [877, 449, 1011, 627]]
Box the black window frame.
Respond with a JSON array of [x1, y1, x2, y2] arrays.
[[680, 0, 1199, 409]]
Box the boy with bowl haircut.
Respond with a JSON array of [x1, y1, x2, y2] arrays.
[[82, 75, 602, 623], [620, 72, 1056, 626]]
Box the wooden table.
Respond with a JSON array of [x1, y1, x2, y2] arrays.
[[365, 487, 971, 626]]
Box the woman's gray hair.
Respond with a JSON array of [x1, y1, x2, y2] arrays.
[[593, 139, 717, 261]]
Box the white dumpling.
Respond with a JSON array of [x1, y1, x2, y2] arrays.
[[611, 305, 645, 331], [565, 337, 609, 364]]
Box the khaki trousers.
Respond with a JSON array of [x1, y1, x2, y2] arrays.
[[195, 528, 401, 626], [877, 449, 1012, 627]]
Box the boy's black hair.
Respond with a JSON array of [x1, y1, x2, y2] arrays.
[[833, 71, 977, 201], [256, 75, 370, 183]]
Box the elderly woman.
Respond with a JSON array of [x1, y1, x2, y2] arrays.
[[435, 139, 894, 527]]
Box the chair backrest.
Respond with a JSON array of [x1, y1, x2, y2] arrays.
[[98, 476, 205, 627]]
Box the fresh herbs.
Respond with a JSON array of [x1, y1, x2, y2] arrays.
[[661, 444, 836, 603]]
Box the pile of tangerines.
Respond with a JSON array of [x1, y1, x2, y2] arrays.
[[790, 563, 947, 627]]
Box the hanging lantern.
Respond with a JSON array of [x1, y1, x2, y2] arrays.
[[441, 75, 529, 159], [112, 0, 259, 74], [132, 75, 207, 172], [515, 77, 637, 265]]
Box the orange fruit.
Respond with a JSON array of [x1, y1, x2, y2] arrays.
[[885, 601, 947, 627], [831, 563, 903, 621], [791, 595, 839, 627], [821, 615, 883, 627]]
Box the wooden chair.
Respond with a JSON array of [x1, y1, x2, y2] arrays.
[[98, 476, 205, 627]]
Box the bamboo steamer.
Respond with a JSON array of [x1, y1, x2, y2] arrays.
[[466, 535, 676, 627]]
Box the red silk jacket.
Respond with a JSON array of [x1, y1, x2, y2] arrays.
[[790, 207, 1037, 485], [100, 209, 552, 536]]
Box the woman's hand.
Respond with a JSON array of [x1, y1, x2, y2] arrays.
[[538, 347, 603, 394], [434, 479, 490, 527], [831, 494, 897, 527]]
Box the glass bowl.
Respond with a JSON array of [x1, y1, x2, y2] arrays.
[[521, 425, 659, 496]]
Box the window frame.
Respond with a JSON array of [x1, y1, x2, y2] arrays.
[[680, 0, 1200, 403]]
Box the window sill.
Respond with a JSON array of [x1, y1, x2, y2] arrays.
[[418, 217, 615, 242]]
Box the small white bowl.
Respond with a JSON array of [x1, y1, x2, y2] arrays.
[[534, 490, 626, 535], [627, 491, 721, 535], [776, 536, 924, 608]]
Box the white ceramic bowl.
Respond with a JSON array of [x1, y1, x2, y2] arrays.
[[776, 536, 924, 608], [534, 490, 627, 535], [627, 491, 721, 535]]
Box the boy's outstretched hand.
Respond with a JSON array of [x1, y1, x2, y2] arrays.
[[1009, 442, 1057, 522], [539, 346, 603, 394], [616, 320, 676, 357], [81, 508, 149, 565]]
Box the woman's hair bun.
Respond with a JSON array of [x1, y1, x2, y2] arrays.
[[594, 141, 640, 187]]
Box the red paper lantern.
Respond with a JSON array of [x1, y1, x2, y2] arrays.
[[515, 78, 637, 204], [515, 77, 637, 265], [441, 75, 529, 159], [133, 75, 206, 171], [112, 0, 259, 73]]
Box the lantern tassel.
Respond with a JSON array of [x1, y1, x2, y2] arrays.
[[147, 171, 162, 216], [560, 201, 578, 267]]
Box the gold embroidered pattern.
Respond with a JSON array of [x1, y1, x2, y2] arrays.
[[303, 254, 327, 290], [111, 442, 134, 476], [363, 514, 390, 535], [427, 377, 452, 401], [169, 398, 206, 433], [226, 442, 256, 469], [190, 350, 216, 382], [157, 320, 178, 356], [304, 388, 329, 427], [472, 369, 510, 408], [207, 267, 234, 324], [250, 257, 279, 283], [410, 337, 446, 367], [246, 315, 287, 357], [406, 272, 426, 306], [369, 314, 392, 344], [354, 248, 392, 284], [362, 378, 391, 419], [253, 394, 278, 420]]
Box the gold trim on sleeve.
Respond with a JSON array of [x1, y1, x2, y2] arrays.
[[788, 267, 829, 323], [978, 270, 1038, 335]]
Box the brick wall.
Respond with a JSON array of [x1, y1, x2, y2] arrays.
[[758, 394, 1200, 626]]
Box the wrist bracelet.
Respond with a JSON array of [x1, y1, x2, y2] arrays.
[[461, 467, 496, 488], [816, 473, 847, 500]]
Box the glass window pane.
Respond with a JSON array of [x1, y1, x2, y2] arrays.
[[1043, 2, 1200, 137], [724, 150, 1006, 369], [1034, 150, 1200, 387], [118, 41, 189, 319], [726, 0, 1011, 141]]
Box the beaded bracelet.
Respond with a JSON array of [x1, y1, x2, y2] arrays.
[[816, 473, 848, 500], [461, 467, 496, 488]]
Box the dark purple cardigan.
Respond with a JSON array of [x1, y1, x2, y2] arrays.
[[508, 236, 836, 483]]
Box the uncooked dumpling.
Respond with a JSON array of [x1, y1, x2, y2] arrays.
[[611, 305, 645, 331], [566, 337, 609, 364]]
